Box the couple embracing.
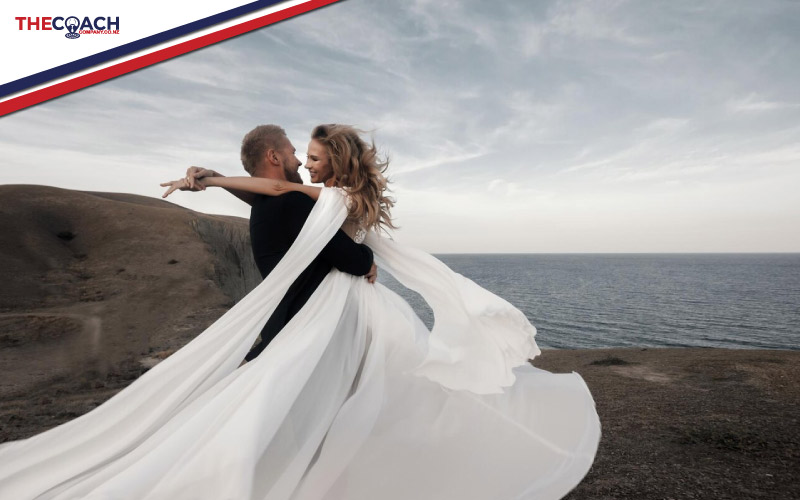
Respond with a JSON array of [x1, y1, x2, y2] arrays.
[[0, 123, 600, 500], [163, 124, 391, 365]]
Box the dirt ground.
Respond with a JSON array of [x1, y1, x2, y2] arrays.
[[2, 347, 797, 499], [533, 348, 800, 500]]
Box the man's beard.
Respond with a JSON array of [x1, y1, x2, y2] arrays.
[[283, 166, 303, 184]]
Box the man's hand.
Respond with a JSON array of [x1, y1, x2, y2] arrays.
[[365, 262, 378, 284], [185, 166, 216, 190]]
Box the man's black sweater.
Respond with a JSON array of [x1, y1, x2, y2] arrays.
[[244, 191, 373, 361]]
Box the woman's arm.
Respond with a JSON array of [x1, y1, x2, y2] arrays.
[[200, 176, 322, 200], [186, 167, 256, 206]]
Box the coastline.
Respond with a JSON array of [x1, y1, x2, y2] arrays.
[[1, 347, 797, 498], [0, 187, 797, 497], [532, 347, 799, 499]]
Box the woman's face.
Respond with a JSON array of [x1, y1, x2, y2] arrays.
[[305, 139, 334, 186]]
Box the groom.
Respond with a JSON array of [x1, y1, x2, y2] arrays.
[[184, 125, 376, 362]]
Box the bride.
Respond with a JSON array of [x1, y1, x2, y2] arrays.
[[0, 124, 601, 500]]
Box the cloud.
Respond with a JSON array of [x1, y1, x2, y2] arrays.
[[726, 93, 800, 113], [1, 0, 799, 252]]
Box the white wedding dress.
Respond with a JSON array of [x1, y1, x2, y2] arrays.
[[0, 188, 600, 500]]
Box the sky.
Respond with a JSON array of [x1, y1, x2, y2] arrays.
[[1, 0, 799, 253]]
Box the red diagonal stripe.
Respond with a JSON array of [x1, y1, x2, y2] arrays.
[[0, 0, 340, 117]]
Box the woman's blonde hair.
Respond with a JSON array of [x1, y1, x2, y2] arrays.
[[311, 124, 396, 233]]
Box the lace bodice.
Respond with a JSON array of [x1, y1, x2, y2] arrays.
[[330, 187, 367, 243], [342, 219, 367, 243]]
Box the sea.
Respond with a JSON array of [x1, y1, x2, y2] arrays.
[[378, 253, 800, 350]]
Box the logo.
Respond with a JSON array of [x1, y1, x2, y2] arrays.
[[14, 16, 120, 40], [65, 16, 80, 39]]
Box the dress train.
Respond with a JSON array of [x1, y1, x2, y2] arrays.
[[0, 188, 600, 499]]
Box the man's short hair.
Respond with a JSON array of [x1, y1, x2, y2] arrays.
[[240, 125, 287, 175]]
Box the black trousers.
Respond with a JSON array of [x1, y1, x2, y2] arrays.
[[243, 259, 332, 362]]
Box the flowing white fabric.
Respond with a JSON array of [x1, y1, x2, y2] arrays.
[[0, 188, 600, 500]]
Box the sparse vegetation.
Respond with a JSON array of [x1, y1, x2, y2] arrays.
[[590, 355, 632, 366]]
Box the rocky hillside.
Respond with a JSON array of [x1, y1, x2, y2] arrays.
[[0, 184, 260, 400]]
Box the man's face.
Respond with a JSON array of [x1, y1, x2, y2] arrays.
[[305, 139, 334, 185], [277, 139, 303, 183]]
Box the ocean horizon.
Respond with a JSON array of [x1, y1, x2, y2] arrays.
[[379, 253, 800, 351]]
